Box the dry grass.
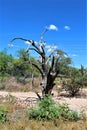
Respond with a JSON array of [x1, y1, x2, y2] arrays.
[[0, 77, 41, 92], [0, 120, 87, 130]]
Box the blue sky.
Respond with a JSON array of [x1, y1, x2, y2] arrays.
[[0, 0, 86, 68]]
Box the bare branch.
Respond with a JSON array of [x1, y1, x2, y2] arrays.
[[10, 37, 35, 45], [40, 28, 48, 43], [40, 44, 45, 55], [29, 48, 45, 58], [28, 47, 41, 55], [10, 37, 45, 59], [29, 62, 43, 76]]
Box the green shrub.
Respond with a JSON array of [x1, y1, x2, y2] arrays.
[[28, 95, 60, 120], [28, 95, 79, 121]]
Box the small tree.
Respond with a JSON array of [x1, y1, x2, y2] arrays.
[[10, 25, 71, 97]]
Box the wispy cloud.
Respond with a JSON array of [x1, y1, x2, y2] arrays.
[[8, 43, 13, 47], [47, 24, 58, 31], [46, 45, 57, 52], [8, 43, 20, 48], [46, 45, 57, 49], [72, 54, 78, 57], [64, 25, 71, 30]]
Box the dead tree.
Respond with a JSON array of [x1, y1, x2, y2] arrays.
[[10, 26, 69, 97]]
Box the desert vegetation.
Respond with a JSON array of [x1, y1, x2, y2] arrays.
[[0, 93, 87, 130]]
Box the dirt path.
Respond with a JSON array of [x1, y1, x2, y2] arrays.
[[0, 91, 87, 112]]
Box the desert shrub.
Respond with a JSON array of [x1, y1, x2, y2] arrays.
[[61, 77, 83, 97], [28, 95, 79, 121]]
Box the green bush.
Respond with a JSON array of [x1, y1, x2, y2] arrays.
[[28, 95, 60, 120], [28, 95, 79, 121]]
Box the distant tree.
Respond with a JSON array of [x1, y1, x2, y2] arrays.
[[80, 65, 85, 76], [79, 65, 87, 87], [58, 57, 71, 77], [12, 49, 30, 77], [10, 25, 71, 97], [12, 49, 40, 78], [0, 49, 13, 76]]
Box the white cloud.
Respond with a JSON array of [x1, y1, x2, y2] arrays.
[[72, 54, 78, 57], [48, 24, 58, 31], [64, 25, 71, 30], [25, 41, 32, 45], [46, 45, 57, 49]]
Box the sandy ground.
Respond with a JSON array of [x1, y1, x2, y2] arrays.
[[0, 90, 87, 113]]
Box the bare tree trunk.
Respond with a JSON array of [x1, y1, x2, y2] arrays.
[[41, 73, 56, 96]]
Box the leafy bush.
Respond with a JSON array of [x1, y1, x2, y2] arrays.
[[28, 95, 60, 120], [28, 95, 79, 121]]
